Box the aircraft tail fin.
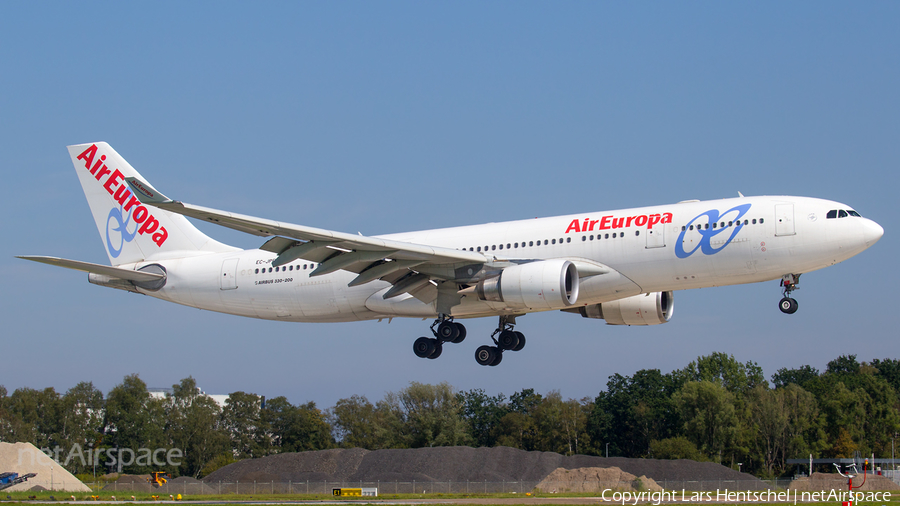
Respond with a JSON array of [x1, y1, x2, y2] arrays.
[[67, 142, 237, 266]]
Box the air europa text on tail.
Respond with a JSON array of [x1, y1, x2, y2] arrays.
[[76, 144, 169, 247]]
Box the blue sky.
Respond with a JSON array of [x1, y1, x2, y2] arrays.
[[2, 2, 898, 408]]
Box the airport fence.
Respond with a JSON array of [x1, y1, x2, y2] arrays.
[[94, 478, 797, 495]]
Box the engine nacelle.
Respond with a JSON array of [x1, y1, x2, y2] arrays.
[[577, 291, 674, 325], [476, 259, 579, 310]]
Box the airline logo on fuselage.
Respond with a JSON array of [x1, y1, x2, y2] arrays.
[[675, 204, 752, 259], [76, 144, 169, 257], [564, 212, 673, 233]]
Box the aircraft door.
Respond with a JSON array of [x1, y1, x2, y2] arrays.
[[220, 258, 239, 290], [775, 204, 796, 236], [646, 225, 666, 248]]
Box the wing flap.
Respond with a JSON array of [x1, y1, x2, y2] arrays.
[[124, 177, 484, 267]]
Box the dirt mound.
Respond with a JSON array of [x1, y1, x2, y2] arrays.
[[204, 447, 369, 483], [537, 467, 663, 493], [789, 472, 900, 492], [0, 442, 91, 492], [203, 446, 764, 491]]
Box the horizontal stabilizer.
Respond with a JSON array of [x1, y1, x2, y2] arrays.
[[17, 256, 165, 282]]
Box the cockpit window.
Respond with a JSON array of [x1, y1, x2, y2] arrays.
[[827, 209, 861, 219]]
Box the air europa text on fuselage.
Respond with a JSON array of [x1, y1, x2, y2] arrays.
[[76, 144, 169, 247], [564, 212, 673, 234]]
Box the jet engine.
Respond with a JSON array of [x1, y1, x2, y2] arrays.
[[573, 291, 674, 325], [476, 259, 579, 310]]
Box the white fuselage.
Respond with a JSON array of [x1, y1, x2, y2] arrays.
[[127, 195, 882, 323]]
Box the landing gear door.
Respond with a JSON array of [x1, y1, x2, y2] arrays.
[[220, 258, 239, 290], [775, 204, 796, 236], [646, 225, 666, 249]]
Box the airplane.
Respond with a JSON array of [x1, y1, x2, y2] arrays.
[[19, 142, 884, 366]]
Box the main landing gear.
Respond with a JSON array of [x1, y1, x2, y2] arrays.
[[413, 315, 466, 360], [779, 274, 800, 314], [474, 315, 526, 367], [411, 314, 527, 366]]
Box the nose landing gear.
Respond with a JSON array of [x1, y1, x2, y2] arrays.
[[779, 274, 800, 314], [412, 315, 466, 360]]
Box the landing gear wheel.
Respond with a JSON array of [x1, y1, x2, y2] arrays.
[[490, 349, 503, 366], [413, 337, 436, 358], [452, 322, 467, 343], [779, 297, 799, 314], [512, 332, 526, 351], [437, 321, 459, 342], [427, 340, 443, 359], [497, 330, 519, 350], [475, 345, 497, 366]]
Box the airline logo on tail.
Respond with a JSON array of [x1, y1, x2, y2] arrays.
[[76, 144, 169, 256]]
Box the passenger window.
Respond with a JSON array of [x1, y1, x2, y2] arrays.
[[255, 268, 259, 274], [582, 236, 586, 241], [492, 245, 496, 250], [551, 239, 556, 244], [529, 241, 534, 247], [838, 210, 848, 218], [721, 222, 725, 228], [605, 234, 609, 239], [744, 220, 749, 225], [514, 243, 518, 248], [759, 218, 764, 224], [635, 231, 640, 236], [752, 219, 757, 225], [477, 246, 481, 252], [705, 223, 709, 229], [712, 222, 717, 229], [507, 243, 511, 249], [268, 267, 273, 273], [566, 237, 571, 243], [728, 221, 732, 227], [544, 240, 548, 245], [498, 244, 503, 250], [590, 235, 594, 240], [689, 225, 693, 231]]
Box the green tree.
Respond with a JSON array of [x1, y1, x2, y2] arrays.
[[771, 365, 819, 389], [681, 352, 766, 396], [56, 382, 105, 475], [263, 397, 334, 452], [7, 387, 62, 450], [457, 389, 508, 448], [165, 377, 229, 477], [104, 375, 166, 473], [396, 382, 470, 447], [674, 380, 738, 462], [221, 391, 267, 458], [649, 436, 703, 460]]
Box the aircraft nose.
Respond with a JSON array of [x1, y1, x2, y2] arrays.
[[862, 218, 884, 247]]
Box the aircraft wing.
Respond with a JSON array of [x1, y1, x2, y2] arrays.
[[17, 256, 165, 282], [125, 177, 485, 297]]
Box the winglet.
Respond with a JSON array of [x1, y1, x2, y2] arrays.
[[125, 176, 172, 204]]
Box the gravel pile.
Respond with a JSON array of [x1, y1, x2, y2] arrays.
[[0, 442, 90, 492], [203, 446, 765, 490], [537, 467, 664, 493]]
